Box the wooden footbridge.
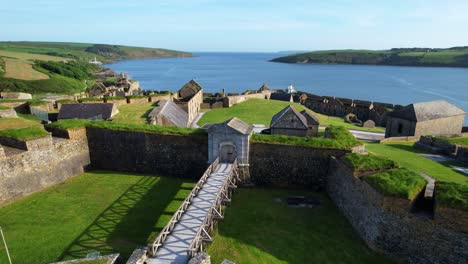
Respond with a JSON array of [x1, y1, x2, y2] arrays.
[[140, 158, 240, 264]]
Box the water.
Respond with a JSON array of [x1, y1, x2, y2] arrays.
[[106, 52, 468, 119]]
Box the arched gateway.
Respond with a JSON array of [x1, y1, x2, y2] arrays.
[[207, 117, 253, 181]]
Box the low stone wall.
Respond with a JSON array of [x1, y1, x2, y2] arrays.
[[0, 134, 53, 151], [105, 99, 127, 107], [326, 157, 468, 264], [47, 127, 87, 140], [0, 137, 91, 205], [418, 136, 468, 163], [0, 101, 29, 113], [127, 97, 149, 104], [224, 92, 270, 108], [456, 146, 468, 163], [0, 109, 17, 118], [379, 135, 420, 143], [86, 128, 208, 178], [149, 94, 172, 103], [249, 142, 349, 189]]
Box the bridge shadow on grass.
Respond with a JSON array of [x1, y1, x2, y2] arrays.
[[208, 188, 393, 264], [58, 171, 193, 262]]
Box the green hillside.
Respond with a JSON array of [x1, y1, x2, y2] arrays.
[[271, 47, 468, 67], [0, 41, 192, 94]]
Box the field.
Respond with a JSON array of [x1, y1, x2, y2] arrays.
[[198, 99, 385, 133], [366, 142, 468, 185], [112, 102, 156, 125], [0, 171, 195, 263], [0, 50, 70, 62], [207, 188, 393, 264], [3, 58, 49, 80]]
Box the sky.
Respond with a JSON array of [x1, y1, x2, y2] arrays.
[[1, 0, 468, 52]]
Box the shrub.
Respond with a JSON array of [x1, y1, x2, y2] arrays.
[[436, 182, 468, 211], [364, 168, 427, 200], [342, 153, 398, 172], [0, 126, 49, 141]]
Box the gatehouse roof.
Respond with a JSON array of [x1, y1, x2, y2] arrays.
[[207, 117, 253, 135]]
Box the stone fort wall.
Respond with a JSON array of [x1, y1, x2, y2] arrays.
[[0, 138, 90, 205], [86, 127, 208, 179], [327, 157, 467, 264], [249, 142, 349, 190]]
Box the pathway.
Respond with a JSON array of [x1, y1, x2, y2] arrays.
[[190, 111, 209, 128], [146, 162, 235, 264]]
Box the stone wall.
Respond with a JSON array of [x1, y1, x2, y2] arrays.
[[86, 127, 208, 178], [224, 92, 270, 108], [249, 142, 349, 189], [0, 138, 90, 205], [0, 134, 53, 151], [327, 157, 468, 264], [0, 109, 17, 118], [127, 97, 149, 104]]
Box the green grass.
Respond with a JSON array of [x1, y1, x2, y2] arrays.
[[342, 153, 398, 173], [435, 182, 468, 211], [198, 99, 384, 132], [0, 126, 49, 140], [364, 168, 427, 200], [0, 171, 195, 263], [0, 105, 8, 110], [112, 102, 155, 125], [207, 188, 393, 264], [438, 136, 468, 147], [366, 142, 468, 185], [78, 98, 104, 103], [251, 125, 361, 150], [46, 120, 206, 136]]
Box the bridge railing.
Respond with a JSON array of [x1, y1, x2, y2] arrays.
[[149, 157, 220, 256], [187, 159, 239, 258]]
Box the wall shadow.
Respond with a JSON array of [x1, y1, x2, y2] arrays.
[[58, 171, 192, 261]]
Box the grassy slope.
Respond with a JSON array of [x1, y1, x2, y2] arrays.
[[3, 58, 49, 80], [366, 142, 467, 185], [272, 48, 468, 67], [0, 117, 42, 130], [112, 102, 156, 125], [207, 188, 393, 264], [0, 171, 195, 263], [441, 136, 468, 147], [198, 99, 385, 132]]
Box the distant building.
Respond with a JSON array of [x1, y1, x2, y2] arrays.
[[58, 103, 118, 120], [270, 106, 309, 136], [385, 100, 466, 138], [270, 93, 293, 102], [148, 100, 188, 127], [88, 57, 103, 65], [257, 83, 271, 93], [173, 79, 203, 125]]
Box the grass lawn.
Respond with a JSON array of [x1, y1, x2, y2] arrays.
[[207, 188, 393, 264], [366, 142, 468, 185], [198, 99, 385, 133], [112, 102, 156, 125], [0, 171, 195, 264], [3, 58, 50, 80], [441, 137, 468, 147], [0, 117, 42, 130]]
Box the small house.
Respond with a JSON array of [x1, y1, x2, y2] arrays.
[[385, 100, 466, 138], [173, 80, 203, 124], [270, 106, 309, 136], [148, 100, 188, 127], [300, 110, 320, 136], [58, 103, 118, 120]]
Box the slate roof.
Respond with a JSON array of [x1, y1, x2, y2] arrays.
[[270, 93, 293, 102], [257, 83, 271, 92], [58, 103, 117, 120], [148, 100, 188, 127], [271, 106, 308, 129], [177, 79, 203, 101], [300, 110, 320, 125], [388, 100, 466, 122], [207, 117, 253, 135]]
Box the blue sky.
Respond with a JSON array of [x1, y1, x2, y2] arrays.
[[1, 0, 468, 52]]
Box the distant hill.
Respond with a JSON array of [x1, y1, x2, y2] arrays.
[[0, 41, 193, 62], [0, 41, 192, 94], [271, 47, 468, 68]]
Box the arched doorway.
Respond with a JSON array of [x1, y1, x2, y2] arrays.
[[219, 142, 237, 163]]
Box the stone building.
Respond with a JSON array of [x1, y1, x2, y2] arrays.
[[173, 80, 203, 125], [147, 100, 188, 127], [270, 93, 293, 102], [385, 100, 466, 138], [0, 92, 32, 100], [207, 117, 253, 166], [270, 106, 309, 136], [58, 103, 119, 120], [300, 110, 320, 136], [88, 73, 141, 98]]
